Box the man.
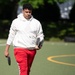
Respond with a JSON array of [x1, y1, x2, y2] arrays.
[[4, 3, 44, 75]]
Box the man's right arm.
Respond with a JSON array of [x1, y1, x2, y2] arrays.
[[4, 44, 10, 57]]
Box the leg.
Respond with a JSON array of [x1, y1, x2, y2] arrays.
[[14, 48, 36, 75], [27, 50, 36, 75], [14, 48, 28, 75]]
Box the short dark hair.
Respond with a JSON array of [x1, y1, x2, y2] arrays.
[[23, 3, 33, 10]]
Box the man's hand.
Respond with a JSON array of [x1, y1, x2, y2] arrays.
[[35, 45, 41, 50], [4, 50, 9, 57], [4, 44, 10, 57]]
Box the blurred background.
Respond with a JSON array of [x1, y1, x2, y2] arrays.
[[0, 0, 75, 42]]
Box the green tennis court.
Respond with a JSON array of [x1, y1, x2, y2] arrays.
[[0, 39, 75, 75]]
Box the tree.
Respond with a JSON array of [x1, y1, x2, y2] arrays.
[[0, 0, 20, 20], [19, 0, 67, 8], [0, 0, 75, 39]]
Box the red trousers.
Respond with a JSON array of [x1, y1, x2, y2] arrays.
[[14, 48, 36, 75]]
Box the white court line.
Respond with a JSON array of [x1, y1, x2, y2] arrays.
[[0, 43, 6, 46], [48, 42, 75, 46], [51, 42, 69, 45]]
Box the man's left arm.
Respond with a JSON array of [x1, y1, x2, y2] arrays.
[[36, 23, 44, 49]]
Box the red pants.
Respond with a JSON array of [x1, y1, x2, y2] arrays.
[[14, 48, 36, 75]]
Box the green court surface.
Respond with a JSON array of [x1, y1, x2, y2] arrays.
[[0, 39, 75, 75]]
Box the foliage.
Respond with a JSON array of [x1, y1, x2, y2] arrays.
[[0, 0, 20, 5], [18, 0, 68, 8], [0, 20, 10, 38], [0, 0, 75, 41], [19, 0, 44, 8], [42, 21, 75, 40]]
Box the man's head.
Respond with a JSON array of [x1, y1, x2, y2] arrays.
[[22, 3, 33, 19]]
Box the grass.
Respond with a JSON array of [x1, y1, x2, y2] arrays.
[[0, 39, 75, 75]]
